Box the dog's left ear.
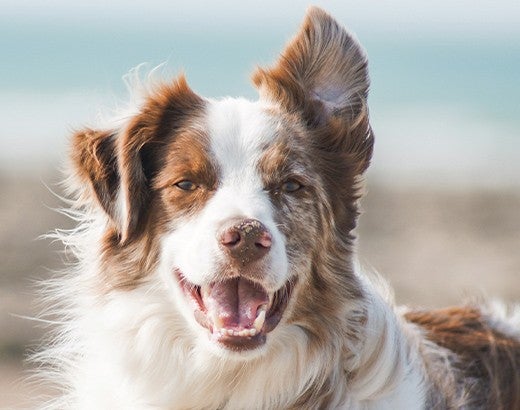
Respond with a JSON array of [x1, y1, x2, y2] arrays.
[[252, 6, 373, 173]]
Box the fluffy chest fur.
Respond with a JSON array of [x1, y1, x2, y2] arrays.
[[37, 6, 520, 410]]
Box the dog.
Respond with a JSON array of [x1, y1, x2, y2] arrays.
[[37, 6, 520, 409]]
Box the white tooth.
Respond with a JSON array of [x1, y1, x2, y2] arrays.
[[249, 328, 257, 337], [253, 308, 266, 332], [211, 313, 224, 331]]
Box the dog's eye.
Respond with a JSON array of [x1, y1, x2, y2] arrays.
[[281, 180, 303, 193], [175, 180, 198, 191]]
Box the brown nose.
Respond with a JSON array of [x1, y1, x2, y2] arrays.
[[219, 218, 272, 265]]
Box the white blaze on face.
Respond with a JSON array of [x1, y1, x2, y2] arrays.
[[162, 97, 288, 292]]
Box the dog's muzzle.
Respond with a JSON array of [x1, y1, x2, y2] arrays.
[[175, 218, 294, 351]]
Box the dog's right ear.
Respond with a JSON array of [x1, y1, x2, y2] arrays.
[[70, 76, 205, 243], [70, 128, 121, 228]]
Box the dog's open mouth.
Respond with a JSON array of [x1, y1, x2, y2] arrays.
[[175, 270, 294, 350]]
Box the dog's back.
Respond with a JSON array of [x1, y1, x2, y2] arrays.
[[406, 306, 520, 409]]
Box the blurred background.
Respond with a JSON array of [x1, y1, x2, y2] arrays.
[[1, 0, 519, 407]]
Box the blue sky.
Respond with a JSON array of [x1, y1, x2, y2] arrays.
[[3, 0, 520, 35], [1, 1, 519, 187]]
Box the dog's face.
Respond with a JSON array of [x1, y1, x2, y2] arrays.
[[157, 99, 329, 352], [70, 7, 373, 356]]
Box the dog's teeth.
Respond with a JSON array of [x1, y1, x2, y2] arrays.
[[218, 327, 258, 337], [211, 313, 225, 331], [253, 306, 267, 332]]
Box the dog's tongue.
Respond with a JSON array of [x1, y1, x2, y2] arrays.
[[203, 278, 269, 330]]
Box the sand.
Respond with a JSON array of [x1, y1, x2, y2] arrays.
[[1, 170, 519, 407]]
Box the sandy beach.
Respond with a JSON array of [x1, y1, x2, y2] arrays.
[[1, 171, 519, 408]]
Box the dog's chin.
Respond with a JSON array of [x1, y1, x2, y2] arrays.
[[174, 269, 294, 353]]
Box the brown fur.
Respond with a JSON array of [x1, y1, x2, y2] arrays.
[[406, 307, 520, 409], [252, 8, 369, 128], [71, 75, 206, 244], [70, 129, 120, 222], [153, 131, 219, 218], [115, 76, 206, 242]]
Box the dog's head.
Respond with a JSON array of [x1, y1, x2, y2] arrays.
[[70, 7, 373, 356]]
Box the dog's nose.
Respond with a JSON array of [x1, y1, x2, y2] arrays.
[[219, 218, 272, 265]]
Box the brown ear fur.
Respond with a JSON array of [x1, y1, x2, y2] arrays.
[[252, 6, 373, 174], [70, 75, 205, 243], [71, 129, 120, 222]]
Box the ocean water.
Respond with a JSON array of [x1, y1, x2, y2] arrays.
[[1, 21, 519, 187]]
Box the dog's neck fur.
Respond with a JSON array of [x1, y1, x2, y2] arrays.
[[41, 241, 425, 409]]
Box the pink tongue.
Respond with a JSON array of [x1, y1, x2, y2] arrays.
[[204, 278, 269, 330]]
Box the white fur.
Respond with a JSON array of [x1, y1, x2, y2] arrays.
[[481, 300, 520, 340]]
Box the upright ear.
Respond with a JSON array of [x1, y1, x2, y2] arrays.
[[252, 6, 373, 173], [70, 76, 205, 243]]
